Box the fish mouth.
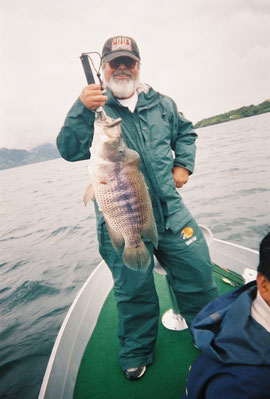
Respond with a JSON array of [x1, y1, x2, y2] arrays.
[[104, 118, 122, 138], [95, 108, 122, 138], [105, 118, 122, 128]]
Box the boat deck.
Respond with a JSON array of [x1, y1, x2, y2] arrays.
[[73, 264, 244, 399]]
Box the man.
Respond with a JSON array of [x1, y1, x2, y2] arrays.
[[182, 232, 270, 399], [57, 35, 218, 380]]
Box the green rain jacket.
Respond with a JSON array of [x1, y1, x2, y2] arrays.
[[57, 84, 197, 233]]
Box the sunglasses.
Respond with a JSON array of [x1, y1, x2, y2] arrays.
[[108, 57, 137, 69]]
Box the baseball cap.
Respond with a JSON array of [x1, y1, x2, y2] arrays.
[[102, 36, 140, 63]]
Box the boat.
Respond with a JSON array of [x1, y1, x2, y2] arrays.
[[38, 226, 258, 399]]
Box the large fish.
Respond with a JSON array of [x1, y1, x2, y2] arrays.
[[84, 110, 158, 272]]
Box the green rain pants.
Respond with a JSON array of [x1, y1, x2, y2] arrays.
[[97, 216, 218, 371]]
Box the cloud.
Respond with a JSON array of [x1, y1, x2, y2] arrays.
[[1, 0, 270, 148]]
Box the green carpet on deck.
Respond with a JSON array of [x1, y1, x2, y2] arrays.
[[73, 264, 244, 399]]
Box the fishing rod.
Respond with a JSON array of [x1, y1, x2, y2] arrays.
[[79, 51, 106, 120], [80, 51, 103, 86], [79, 52, 121, 128]]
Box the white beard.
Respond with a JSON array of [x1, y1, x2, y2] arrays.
[[103, 70, 139, 99], [108, 77, 137, 99]]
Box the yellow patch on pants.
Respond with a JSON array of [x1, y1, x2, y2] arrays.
[[181, 227, 194, 240]]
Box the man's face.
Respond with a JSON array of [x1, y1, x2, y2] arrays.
[[257, 273, 270, 306], [263, 278, 270, 306], [103, 56, 140, 99]]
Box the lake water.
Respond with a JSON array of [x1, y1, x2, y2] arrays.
[[0, 113, 270, 398]]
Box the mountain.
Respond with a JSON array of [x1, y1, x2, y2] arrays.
[[0, 143, 60, 170], [194, 99, 270, 128], [2, 99, 270, 170], [31, 143, 60, 158]]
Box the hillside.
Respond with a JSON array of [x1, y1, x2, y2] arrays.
[[0, 143, 60, 170], [194, 99, 270, 128], [2, 100, 270, 170]]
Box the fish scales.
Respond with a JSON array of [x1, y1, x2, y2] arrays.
[[95, 163, 149, 247], [85, 112, 158, 272]]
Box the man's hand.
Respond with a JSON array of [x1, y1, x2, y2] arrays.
[[80, 84, 108, 111], [173, 166, 190, 188]]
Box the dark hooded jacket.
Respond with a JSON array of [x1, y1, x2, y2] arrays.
[[57, 85, 196, 232], [182, 281, 270, 399]]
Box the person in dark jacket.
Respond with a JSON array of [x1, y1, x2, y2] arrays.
[[182, 232, 270, 399], [57, 35, 218, 380]]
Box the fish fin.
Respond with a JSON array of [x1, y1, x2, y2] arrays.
[[142, 217, 158, 249], [123, 242, 151, 272], [83, 184, 95, 206], [105, 220, 124, 252]]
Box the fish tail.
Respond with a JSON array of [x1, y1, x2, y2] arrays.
[[122, 241, 151, 272]]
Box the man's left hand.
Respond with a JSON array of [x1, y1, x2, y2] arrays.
[[173, 166, 189, 188]]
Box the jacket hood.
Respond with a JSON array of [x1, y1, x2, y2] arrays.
[[191, 281, 270, 366]]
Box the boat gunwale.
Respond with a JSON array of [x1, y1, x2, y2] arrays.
[[214, 238, 258, 254], [38, 261, 113, 399], [39, 237, 259, 399]]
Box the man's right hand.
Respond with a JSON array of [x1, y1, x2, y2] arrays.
[[80, 84, 108, 111]]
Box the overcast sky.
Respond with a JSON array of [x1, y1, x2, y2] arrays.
[[1, 0, 270, 149]]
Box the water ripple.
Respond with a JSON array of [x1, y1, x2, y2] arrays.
[[1, 281, 60, 314], [0, 113, 269, 399], [49, 225, 82, 237]]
